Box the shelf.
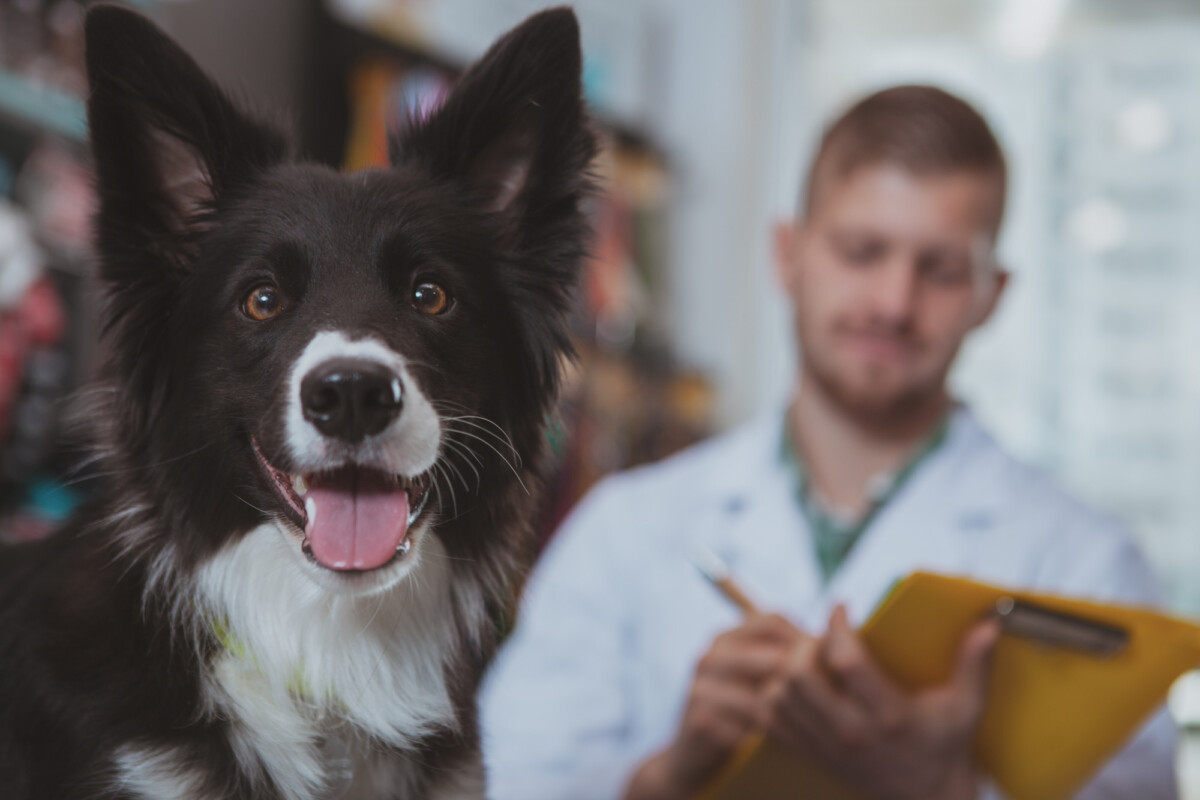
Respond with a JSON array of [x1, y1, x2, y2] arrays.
[[320, 8, 668, 164], [0, 69, 86, 144]]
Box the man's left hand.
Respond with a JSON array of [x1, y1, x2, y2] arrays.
[[763, 604, 999, 800]]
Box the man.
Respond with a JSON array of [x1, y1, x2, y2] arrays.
[[480, 86, 1176, 800]]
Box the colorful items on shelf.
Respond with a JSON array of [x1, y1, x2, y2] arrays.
[[0, 204, 62, 442], [344, 59, 450, 171]]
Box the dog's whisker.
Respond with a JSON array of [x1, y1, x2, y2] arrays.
[[448, 426, 520, 470], [446, 428, 530, 496], [433, 461, 459, 520], [429, 462, 474, 525], [440, 440, 482, 490], [432, 405, 522, 464], [441, 456, 472, 496], [443, 414, 521, 464], [233, 494, 271, 516], [441, 431, 486, 470], [439, 417, 518, 463], [431, 471, 446, 520], [414, 545, 478, 564]]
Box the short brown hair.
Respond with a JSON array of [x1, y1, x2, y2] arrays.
[[803, 85, 1007, 233]]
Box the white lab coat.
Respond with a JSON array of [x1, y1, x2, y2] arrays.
[[480, 408, 1178, 800]]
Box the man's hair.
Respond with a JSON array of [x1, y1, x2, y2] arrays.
[[803, 85, 1007, 233]]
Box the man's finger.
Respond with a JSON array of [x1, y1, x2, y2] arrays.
[[822, 604, 908, 731], [774, 635, 872, 751], [741, 612, 804, 643], [709, 613, 801, 656], [690, 680, 769, 737], [766, 680, 838, 761], [950, 617, 1000, 714], [699, 642, 791, 685]]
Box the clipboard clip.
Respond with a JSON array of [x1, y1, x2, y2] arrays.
[[993, 596, 1129, 658]]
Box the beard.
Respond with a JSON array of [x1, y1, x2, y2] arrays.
[[799, 336, 949, 431]]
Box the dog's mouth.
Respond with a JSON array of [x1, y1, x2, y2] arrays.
[[251, 438, 432, 572]]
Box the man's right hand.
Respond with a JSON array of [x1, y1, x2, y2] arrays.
[[623, 613, 804, 800]]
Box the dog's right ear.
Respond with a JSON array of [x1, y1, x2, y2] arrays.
[[392, 8, 596, 238], [84, 4, 288, 276]]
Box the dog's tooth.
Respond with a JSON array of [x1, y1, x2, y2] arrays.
[[305, 497, 317, 524], [292, 474, 309, 496]]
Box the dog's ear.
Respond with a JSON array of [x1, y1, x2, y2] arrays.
[[393, 7, 597, 238], [84, 4, 288, 271]]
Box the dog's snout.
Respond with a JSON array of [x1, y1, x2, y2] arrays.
[[300, 359, 403, 442]]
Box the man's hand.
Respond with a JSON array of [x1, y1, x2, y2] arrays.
[[624, 613, 804, 800], [764, 604, 999, 800]]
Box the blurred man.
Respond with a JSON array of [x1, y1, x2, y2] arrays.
[[481, 86, 1176, 800]]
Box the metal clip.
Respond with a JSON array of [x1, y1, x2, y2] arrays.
[[993, 596, 1129, 658]]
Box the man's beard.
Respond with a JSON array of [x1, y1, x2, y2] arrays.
[[801, 345, 944, 431]]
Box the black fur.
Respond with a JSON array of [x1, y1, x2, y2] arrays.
[[0, 5, 596, 799]]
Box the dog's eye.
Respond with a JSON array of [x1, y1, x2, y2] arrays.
[[412, 282, 451, 316], [244, 285, 284, 321]]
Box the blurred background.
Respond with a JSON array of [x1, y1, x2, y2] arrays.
[[4, 0, 1200, 790]]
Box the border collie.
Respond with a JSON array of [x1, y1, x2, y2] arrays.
[[0, 5, 596, 798]]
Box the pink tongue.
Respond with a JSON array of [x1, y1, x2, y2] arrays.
[[305, 468, 410, 571]]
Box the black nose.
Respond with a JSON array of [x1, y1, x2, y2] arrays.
[[300, 359, 403, 442]]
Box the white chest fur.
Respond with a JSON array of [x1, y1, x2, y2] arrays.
[[192, 523, 463, 800]]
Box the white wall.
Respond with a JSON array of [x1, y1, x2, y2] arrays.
[[648, 0, 794, 428]]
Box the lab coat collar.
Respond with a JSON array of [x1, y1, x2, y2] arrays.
[[715, 403, 1005, 517], [708, 404, 1011, 626]]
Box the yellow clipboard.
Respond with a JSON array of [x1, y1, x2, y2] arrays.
[[697, 571, 1200, 800]]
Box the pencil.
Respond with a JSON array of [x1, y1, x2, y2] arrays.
[[691, 544, 759, 616]]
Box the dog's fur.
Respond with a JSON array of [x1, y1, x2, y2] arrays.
[[0, 5, 595, 799]]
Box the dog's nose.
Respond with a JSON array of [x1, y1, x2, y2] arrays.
[[300, 359, 404, 442]]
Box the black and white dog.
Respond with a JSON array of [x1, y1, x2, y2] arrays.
[[0, 5, 595, 798]]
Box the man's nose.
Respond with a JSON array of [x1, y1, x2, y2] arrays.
[[868, 257, 920, 324]]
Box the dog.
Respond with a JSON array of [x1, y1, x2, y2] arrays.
[[0, 4, 596, 798]]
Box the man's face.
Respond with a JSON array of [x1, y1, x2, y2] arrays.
[[778, 163, 1007, 421]]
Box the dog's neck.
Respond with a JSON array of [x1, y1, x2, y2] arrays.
[[194, 523, 465, 744]]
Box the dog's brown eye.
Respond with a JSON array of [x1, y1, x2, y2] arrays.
[[412, 282, 451, 316], [244, 285, 284, 321]]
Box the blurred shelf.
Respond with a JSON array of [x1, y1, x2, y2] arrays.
[[0, 69, 86, 144], [317, 6, 668, 164]]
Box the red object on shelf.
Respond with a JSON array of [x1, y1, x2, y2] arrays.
[[0, 277, 65, 438], [21, 278, 64, 345]]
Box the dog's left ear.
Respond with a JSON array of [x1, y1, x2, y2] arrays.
[[393, 7, 597, 240]]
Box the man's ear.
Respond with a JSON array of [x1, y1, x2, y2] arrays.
[[391, 7, 596, 241], [84, 4, 288, 274], [773, 219, 803, 293], [971, 267, 1010, 328]]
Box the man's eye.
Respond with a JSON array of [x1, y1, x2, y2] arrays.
[[922, 257, 973, 287], [840, 244, 880, 265]]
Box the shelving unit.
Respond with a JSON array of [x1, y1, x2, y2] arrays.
[[0, 69, 86, 145], [0, 3, 97, 543]]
